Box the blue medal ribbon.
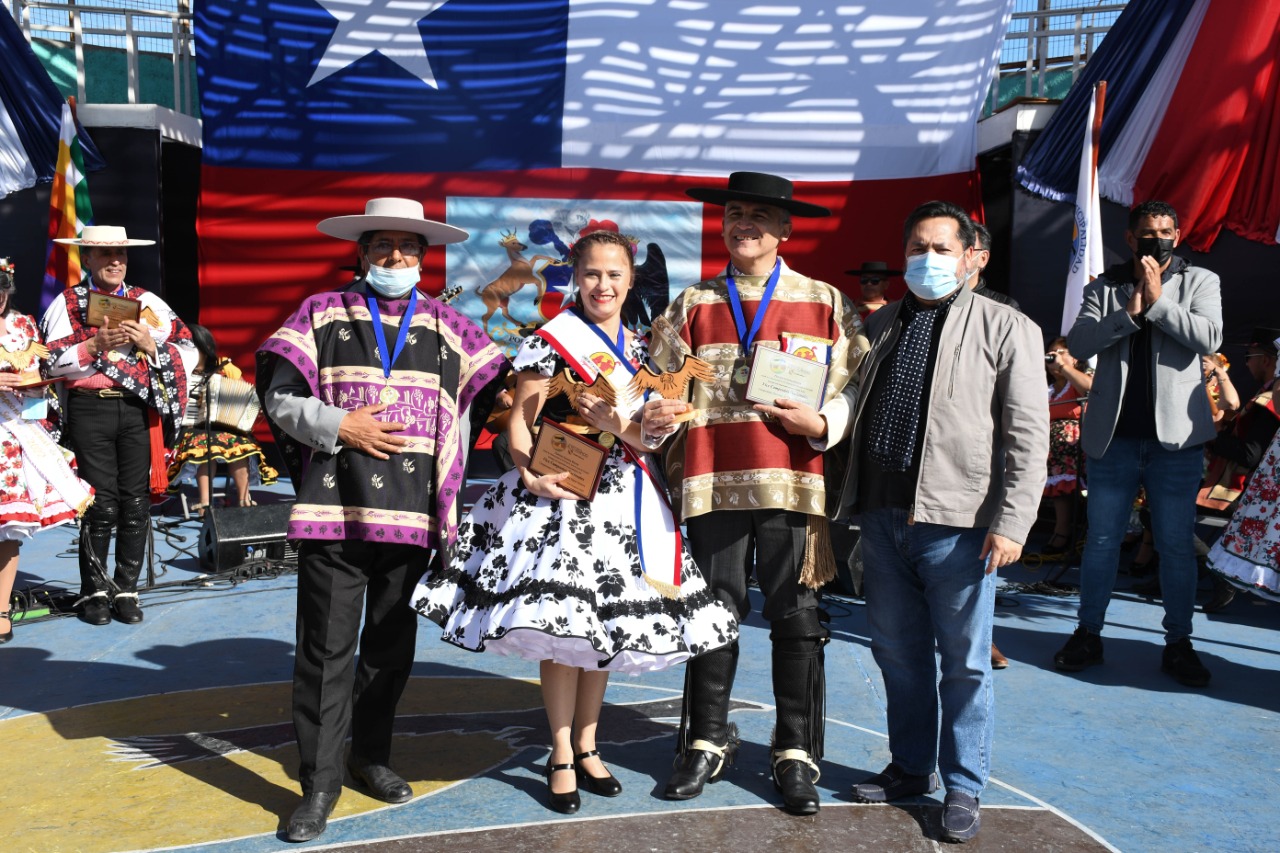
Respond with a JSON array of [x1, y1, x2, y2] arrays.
[[571, 305, 635, 376], [725, 259, 782, 356], [365, 286, 418, 385]]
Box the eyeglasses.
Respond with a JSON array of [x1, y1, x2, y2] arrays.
[[365, 240, 425, 258]]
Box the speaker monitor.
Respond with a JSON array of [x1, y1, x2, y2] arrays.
[[199, 502, 294, 572]]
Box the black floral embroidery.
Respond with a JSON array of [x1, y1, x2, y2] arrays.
[[413, 335, 737, 672]]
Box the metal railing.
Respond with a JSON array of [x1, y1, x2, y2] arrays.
[[994, 1, 1127, 105], [5, 0, 196, 116], [5, 0, 1121, 123]]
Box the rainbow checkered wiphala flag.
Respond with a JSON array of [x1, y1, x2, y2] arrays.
[[42, 101, 93, 307]]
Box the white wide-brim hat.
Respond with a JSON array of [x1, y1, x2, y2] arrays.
[[53, 225, 156, 247], [317, 198, 468, 245]]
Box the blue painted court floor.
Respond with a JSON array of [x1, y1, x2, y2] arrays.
[[0, 473, 1277, 852]]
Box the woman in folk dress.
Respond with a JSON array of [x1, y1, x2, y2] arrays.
[[0, 259, 94, 643], [413, 230, 736, 814]]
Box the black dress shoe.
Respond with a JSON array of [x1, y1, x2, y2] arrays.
[[772, 750, 820, 816], [574, 750, 622, 797], [545, 761, 580, 814], [347, 760, 413, 803], [286, 791, 340, 842], [112, 593, 144, 624], [79, 593, 111, 626], [662, 736, 736, 800]]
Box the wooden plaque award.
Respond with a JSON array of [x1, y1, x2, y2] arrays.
[[528, 419, 609, 501], [86, 292, 142, 328]]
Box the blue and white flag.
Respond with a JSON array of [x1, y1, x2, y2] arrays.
[[1062, 82, 1105, 335], [0, 13, 103, 198]]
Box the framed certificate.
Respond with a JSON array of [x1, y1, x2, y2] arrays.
[[529, 419, 609, 501], [86, 292, 142, 328], [745, 345, 828, 411]]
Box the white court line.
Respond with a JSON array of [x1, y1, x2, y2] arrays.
[[827, 717, 1120, 852], [295, 801, 1116, 852], [105, 680, 1121, 852]]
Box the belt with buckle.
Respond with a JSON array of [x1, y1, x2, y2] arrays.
[[73, 387, 126, 398]]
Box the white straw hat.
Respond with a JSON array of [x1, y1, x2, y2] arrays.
[[53, 225, 156, 247], [316, 198, 468, 245]]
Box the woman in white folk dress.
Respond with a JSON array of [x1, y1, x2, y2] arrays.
[[413, 230, 737, 814], [0, 259, 94, 644]]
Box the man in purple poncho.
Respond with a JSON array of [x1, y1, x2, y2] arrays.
[[256, 198, 507, 842]]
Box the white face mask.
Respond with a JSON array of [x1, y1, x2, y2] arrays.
[[363, 263, 420, 298]]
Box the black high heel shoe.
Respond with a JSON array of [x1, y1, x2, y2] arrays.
[[1129, 553, 1159, 579], [0, 610, 12, 645], [1040, 533, 1071, 556], [574, 750, 622, 797], [545, 761, 580, 814]]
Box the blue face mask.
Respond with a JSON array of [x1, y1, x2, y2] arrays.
[[903, 252, 962, 301], [363, 263, 420, 298]]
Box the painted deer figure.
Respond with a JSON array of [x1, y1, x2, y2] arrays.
[[478, 230, 542, 331]]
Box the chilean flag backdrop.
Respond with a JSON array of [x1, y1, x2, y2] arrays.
[[196, 0, 1014, 369], [1018, 0, 1280, 253]]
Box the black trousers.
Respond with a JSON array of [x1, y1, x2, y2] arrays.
[[292, 539, 423, 794], [686, 509, 814, 622], [66, 392, 151, 593], [683, 509, 825, 756], [67, 391, 151, 510]]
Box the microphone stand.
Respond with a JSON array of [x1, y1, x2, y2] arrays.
[[155, 372, 210, 535]]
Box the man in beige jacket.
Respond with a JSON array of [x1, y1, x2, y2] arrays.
[[835, 201, 1048, 844]]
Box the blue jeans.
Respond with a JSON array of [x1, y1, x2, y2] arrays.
[[1078, 437, 1203, 642], [860, 509, 995, 797]]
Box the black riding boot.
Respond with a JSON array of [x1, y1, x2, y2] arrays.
[[77, 501, 117, 625], [111, 496, 150, 623], [663, 642, 740, 800], [770, 610, 829, 815]]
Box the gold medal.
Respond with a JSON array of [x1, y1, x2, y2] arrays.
[[379, 385, 399, 404], [734, 364, 750, 384], [598, 432, 616, 449]]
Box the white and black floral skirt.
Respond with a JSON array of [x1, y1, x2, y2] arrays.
[[412, 450, 737, 673]]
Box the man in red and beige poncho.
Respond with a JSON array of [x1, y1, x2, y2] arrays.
[[642, 172, 867, 816]]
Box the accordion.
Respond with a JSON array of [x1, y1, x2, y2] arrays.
[[206, 374, 262, 434]]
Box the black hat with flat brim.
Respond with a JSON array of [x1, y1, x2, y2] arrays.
[[845, 261, 902, 277], [686, 171, 830, 218], [1248, 326, 1280, 355]]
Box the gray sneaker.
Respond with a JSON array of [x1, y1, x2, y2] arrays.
[[941, 790, 981, 843], [852, 762, 939, 803]]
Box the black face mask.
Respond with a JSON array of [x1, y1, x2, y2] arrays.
[[1135, 236, 1175, 266]]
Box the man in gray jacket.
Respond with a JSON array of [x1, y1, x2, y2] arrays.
[[1053, 201, 1221, 688], [837, 201, 1048, 843]]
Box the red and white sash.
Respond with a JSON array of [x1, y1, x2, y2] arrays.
[[535, 311, 683, 597]]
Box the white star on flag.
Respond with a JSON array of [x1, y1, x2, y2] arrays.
[[308, 0, 446, 88]]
